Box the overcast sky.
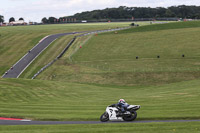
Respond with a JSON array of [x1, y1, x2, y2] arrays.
[[0, 0, 200, 22]]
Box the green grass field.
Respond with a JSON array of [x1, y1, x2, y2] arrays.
[[1, 21, 200, 132], [0, 122, 200, 133], [1, 77, 200, 132], [0, 78, 200, 121], [37, 21, 200, 86]]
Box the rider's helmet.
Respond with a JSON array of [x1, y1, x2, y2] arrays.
[[118, 99, 126, 104]]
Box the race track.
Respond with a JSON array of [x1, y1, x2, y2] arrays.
[[2, 32, 79, 78], [0, 119, 200, 125]]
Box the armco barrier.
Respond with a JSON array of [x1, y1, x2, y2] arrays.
[[31, 37, 77, 79], [31, 27, 130, 79]]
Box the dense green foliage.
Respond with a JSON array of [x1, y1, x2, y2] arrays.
[[19, 18, 24, 21], [41, 5, 200, 23], [0, 15, 4, 23], [71, 5, 200, 20], [9, 17, 15, 23]]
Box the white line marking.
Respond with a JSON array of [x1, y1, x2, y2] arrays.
[[30, 35, 51, 51], [39, 35, 49, 43], [1, 35, 51, 78], [17, 38, 58, 78], [21, 119, 32, 122]]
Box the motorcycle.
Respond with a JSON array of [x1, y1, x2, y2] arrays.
[[100, 104, 140, 122]]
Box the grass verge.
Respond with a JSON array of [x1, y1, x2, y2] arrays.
[[0, 78, 200, 121], [0, 122, 200, 133]]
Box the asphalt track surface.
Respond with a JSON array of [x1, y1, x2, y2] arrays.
[[2, 32, 80, 78], [0, 119, 200, 125]]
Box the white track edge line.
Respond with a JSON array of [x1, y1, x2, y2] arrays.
[[20, 119, 32, 122], [1, 35, 51, 78], [16, 38, 58, 78]]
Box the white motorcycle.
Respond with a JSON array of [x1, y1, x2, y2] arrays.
[[100, 104, 140, 122]]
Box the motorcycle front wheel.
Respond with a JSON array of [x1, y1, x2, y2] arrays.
[[123, 111, 137, 121], [100, 112, 109, 122]]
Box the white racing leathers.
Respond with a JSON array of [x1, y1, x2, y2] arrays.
[[100, 104, 140, 122]]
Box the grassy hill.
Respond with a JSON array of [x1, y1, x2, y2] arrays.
[[119, 21, 200, 33], [0, 22, 130, 76], [1, 21, 200, 132], [38, 21, 200, 86]]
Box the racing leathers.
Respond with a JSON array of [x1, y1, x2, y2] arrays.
[[117, 102, 129, 113]]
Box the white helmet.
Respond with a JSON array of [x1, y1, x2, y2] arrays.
[[118, 99, 125, 104]]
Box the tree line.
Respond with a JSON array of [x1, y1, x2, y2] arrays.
[[41, 17, 76, 24], [0, 15, 4, 23], [1, 5, 200, 24], [0, 16, 24, 23], [41, 5, 200, 23], [72, 5, 200, 20]]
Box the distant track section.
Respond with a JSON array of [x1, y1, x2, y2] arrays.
[[31, 27, 130, 79], [2, 32, 79, 78], [2, 27, 129, 78]]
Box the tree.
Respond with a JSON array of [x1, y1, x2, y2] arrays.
[[19, 18, 24, 21], [165, 9, 176, 17], [42, 5, 200, 21], [42, 17, 48, 24], [48, 17, 57, 23], [9, 17, 15, 22], [0, 15, 4, 23]]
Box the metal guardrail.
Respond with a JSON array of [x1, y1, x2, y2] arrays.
[[31, 27, 130, 79], [31, 37, 77, 79]]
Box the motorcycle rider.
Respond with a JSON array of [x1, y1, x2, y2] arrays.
[[117, 99, 129, 113]]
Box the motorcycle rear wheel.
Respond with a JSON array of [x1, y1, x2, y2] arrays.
[[123, 111, 137, 121], [100, 112, 109, 122]]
